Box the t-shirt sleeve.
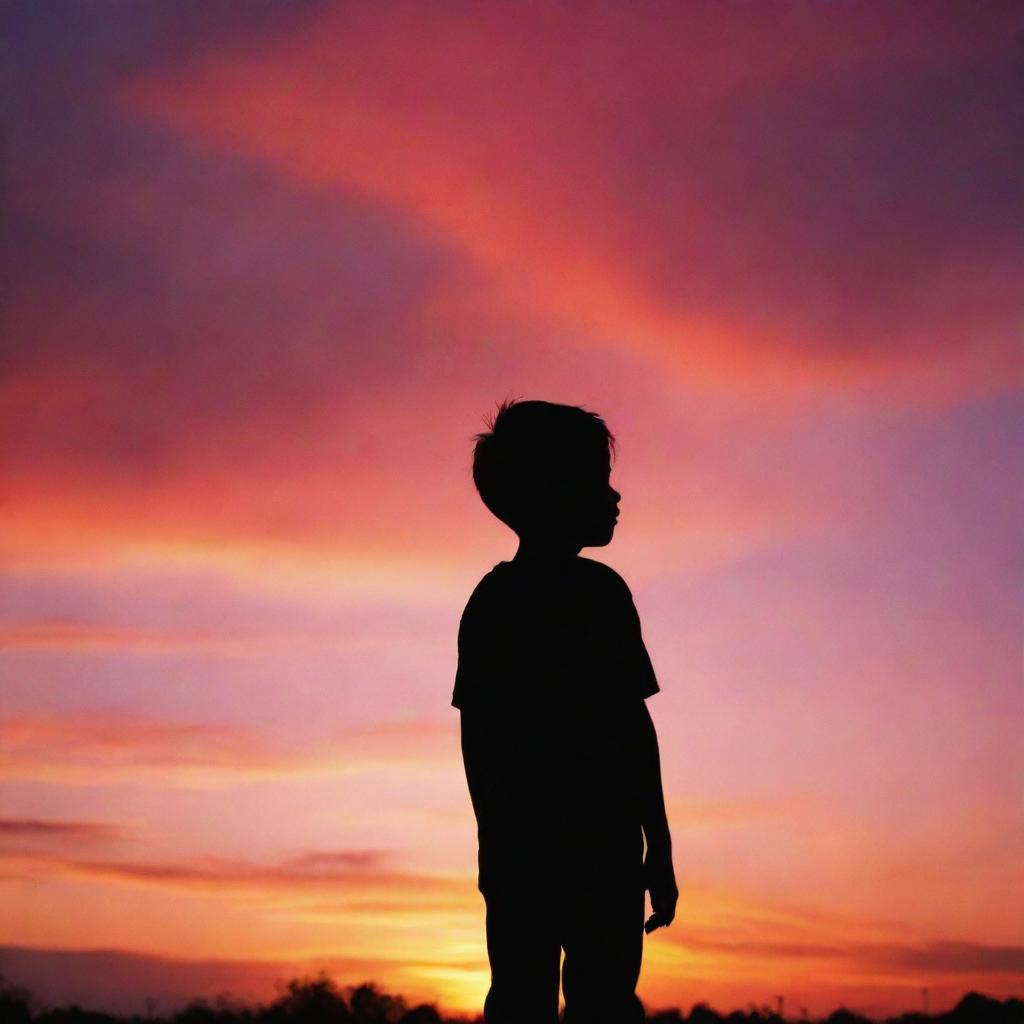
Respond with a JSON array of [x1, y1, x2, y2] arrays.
[[621, 584, 660, 699], [451, 589, 486, 710]]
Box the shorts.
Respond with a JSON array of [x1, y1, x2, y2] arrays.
[[478, 828, 646, 1023]]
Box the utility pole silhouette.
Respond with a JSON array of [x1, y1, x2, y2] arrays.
[[922, 987, 929, 1016], [777, 995, 784, 1018]]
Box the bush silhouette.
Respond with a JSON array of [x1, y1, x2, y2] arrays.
[[688, 1003, 724, 1024], [264, 975, 350, 1023], [2, 973, 1022, 1024], [396, 1006, 443, 1024], [348, 983, 404, 1024], [824, 1010, 874, 1024], [175, 994, 255, 1024], [0, 975, 32, 1024]]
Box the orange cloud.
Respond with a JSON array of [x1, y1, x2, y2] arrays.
[[0, 620, 274, 654], [62, 851, 468, 899], [0, 713, 458, 785], [0, 844, 479, 932]]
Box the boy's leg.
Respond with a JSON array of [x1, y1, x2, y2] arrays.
[[482, 876, 562, 1024], [560, 874, 646, 1024]]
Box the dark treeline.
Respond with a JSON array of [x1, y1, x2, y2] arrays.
[[1, 973, 1021, 1024]]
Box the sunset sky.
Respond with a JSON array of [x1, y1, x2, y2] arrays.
[[2, 2, 1022, 1019]]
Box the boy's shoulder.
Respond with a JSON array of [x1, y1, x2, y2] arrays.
[[463, 556, 631, 612], [573, 555, 631, 592]]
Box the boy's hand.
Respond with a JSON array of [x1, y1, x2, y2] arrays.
[[643, 848, 679, 933]]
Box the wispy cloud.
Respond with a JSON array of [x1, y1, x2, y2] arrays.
[[1, 844, 475, 909], [677, 931, 1024, 977], [875, 941, 1024, 975], [0, 818, 131, 845], [0, 621, 270, 654], [664, 898, 1024, 979], [0, 713, 457, 785]]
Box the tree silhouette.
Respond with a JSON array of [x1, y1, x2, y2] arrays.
[[265, 974, 350, 1024], [175, 994, 255, 1024], [1, 974, 1021, 1024], [0, 975, 32, 1024], [346, 984, 404, 1024]]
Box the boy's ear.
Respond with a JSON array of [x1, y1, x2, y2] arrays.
[[537, 481, 577, 514]]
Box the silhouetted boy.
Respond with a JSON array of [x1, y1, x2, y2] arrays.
[[453, 399, 678, 1024]]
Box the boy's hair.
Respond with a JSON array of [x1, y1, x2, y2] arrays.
[[471, 398, 616, 533]]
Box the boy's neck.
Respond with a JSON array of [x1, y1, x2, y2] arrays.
[[511, 535, 582, 565]]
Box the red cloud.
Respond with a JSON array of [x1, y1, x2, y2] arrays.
[[121, 4, 1024, 403]]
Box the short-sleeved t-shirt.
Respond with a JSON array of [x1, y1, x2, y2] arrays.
[[452, 555, 659, 876], [452, 556, 659, 712]]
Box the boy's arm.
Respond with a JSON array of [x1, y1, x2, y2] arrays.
[[634, 697, 679, 931], [459, 708, 495, 831], [636, 698, 672, 851], [454, 589, 499, 829]]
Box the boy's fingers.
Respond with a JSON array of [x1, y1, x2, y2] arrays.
[[643, 910, 674, 933], [647, 894, 677, 932], [655, 904, 676, 925]]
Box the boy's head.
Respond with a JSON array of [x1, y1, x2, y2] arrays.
[[471, 398, 620, 547]]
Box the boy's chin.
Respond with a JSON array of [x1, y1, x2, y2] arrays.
[[580, 525, 615, 548]]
